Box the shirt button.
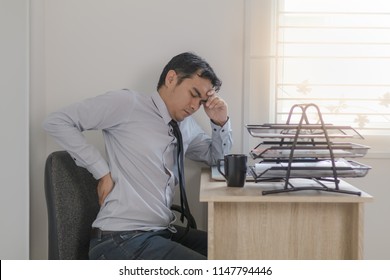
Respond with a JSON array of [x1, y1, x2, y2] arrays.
[[213, 128, 217, 131], [222, 129, 225, 132]]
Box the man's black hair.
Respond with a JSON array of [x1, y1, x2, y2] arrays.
[[157, 52, 222, 92]]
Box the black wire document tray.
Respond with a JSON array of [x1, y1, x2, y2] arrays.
[[248, 160, 371, 196], [249, 159, 371, 179], [245, 103, 371, 196], [246, 124, 363, 139], [250, 142, 370, 159]]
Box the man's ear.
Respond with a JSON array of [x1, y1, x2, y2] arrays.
[[165, 70, 177, 88]]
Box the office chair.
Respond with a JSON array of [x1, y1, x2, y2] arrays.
[[44, 150, 197, 260]]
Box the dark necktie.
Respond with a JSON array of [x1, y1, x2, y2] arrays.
[[169, 120, 191, 223]]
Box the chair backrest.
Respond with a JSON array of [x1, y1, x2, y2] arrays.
[[44, 151, 99, 259], [44, 151, 197, 260]]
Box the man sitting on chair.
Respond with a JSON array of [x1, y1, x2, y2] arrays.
[[43, 52, 233, 260]]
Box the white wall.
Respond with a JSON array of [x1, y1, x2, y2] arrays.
[[30, 0, 244, 259], [345, 157, 390, 260], [0, 0, 29, 259]]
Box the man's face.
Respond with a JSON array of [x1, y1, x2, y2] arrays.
[[164, 70, 214, 122]]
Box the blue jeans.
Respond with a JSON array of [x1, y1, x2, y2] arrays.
[[89, 226, 207, 260]]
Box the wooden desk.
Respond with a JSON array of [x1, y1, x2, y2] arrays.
[[199, 168, 373, 260]]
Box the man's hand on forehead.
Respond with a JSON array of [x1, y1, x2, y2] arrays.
[[204, 89, 218, 108]]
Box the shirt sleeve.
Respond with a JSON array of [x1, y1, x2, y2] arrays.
[[184, 117, 233, 165], [42, 90, 134, 179]]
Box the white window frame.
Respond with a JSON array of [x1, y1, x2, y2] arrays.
[[243, 0, 390, 159]]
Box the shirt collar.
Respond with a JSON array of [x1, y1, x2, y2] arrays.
[[151, 91, 172, 125]]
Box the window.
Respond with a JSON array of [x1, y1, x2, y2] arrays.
[[243, 0, 390, 155], [272, 0, 390, 135]]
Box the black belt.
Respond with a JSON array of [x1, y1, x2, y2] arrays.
[[90, 228, 146, 239]]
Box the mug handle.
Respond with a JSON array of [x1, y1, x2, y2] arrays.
[[217, 159, 227, 180]]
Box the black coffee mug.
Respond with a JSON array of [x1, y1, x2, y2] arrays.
[[217, 154, 248, 187]]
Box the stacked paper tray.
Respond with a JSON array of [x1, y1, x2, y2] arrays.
[[246, 124, 363, 139], [250, 142, 370, 159], [248, 159, 371, 179]]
